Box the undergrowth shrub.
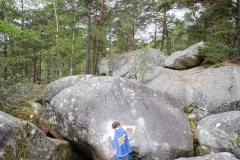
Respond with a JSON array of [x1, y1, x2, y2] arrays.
[[0, 77, 45, 122], [199, 42, 238, 67]]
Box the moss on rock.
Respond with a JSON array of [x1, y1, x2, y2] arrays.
[[53, 141, 73, 160], [12, 101, 40, 125]]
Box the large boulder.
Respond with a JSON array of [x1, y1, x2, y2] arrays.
[[40, 76, 193, 160], [175, 152, 238, 160], [139, 66, 240, 120], [196, 111, 240, 159], [0, 111, 72, 160], [164, 42, 204, 70], [43, 75, 93, 106], [98, 48, 167, 79]]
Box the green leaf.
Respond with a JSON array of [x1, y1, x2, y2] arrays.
[[0, 20, 19, 36]]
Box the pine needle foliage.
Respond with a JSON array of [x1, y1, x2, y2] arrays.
[[199, 42, 238, 67]]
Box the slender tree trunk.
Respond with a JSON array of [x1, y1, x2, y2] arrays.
[[92, 39, 96, 72], [1, 4, 11, 80], [125, 28, 129, 53], [160, 7, 167, 52], [233, 0, 240, 55], [20, 0, 24, 76], [109, 27, 112, 54], [93, 0, 104, 75], [166, 27, 170, 55], [53, 1, 62, 77], [85, 2, 92, 74], [70, 1, 77, 76], [47, 38, 51, 83], [2, 41, 8, 80], [25, 61, 28, 76], [39, 50, 42, 84], [33, 52, 37, 83], [154, 19, 158, 48], [132, 21, 135, 50]]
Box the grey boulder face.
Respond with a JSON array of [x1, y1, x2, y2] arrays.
[[175, 152, 239, 160], [196, 111, 240, 159], [140, 66, 240, 120], [98, 48, 167, 79], [42, 76, 193, 160], [0, 111, 72, 160], [164, 42, 205, 70], [43, 75, 93, 105]]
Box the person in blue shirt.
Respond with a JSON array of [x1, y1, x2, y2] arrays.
[[102, 121, 136, 160]]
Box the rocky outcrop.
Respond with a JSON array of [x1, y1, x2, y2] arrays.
[[175, 152, 238, 160], [139, 66, 240, 120], [0, 111, 72, 160], [98, 48, 166, 79], [164, 42, 205, 70], [40, 76, 193, 160], [43, 75, 93, 106], [196, 111, 240, 158]]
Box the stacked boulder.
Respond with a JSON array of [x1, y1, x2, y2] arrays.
[[98, 42, 240, 159], [40, 76, 193, 160]]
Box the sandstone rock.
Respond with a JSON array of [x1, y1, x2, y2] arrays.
[[30, 102, 42, 115], [98, 48, 166, 79], [139, 66, 240, 120], [0, 111, 73, 160], [175, 152, 238, 160], [43, 75, 93, 106], [164, 42, 204, 70], [196, 111, 240, 159], [41, 76, 193, 160]]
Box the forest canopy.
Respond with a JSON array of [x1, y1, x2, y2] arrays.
[[0, 0, 239, 84]]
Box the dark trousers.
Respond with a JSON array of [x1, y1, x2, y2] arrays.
[[110, 153, 134, 160]]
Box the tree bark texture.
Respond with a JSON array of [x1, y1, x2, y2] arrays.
[[233, 0, 240, 55], [160, 7, 167, 52], [93, 0, 104, 75], [20, 0, 25, 76], [85, 2, 92, 74], [2, 42, 7, 80], [70, 0, 76, 76], [53, 1, 62, 77]]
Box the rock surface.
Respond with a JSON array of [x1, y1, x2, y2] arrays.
[[98, 48, 166, 79], [41, 76, 193, 160], [0, 111, 72, 160], [164, 42, 204, 70], [43, 75, 93, 106], [139, 66, 240, 120], [196, 111, 240, 159], [175, 152, 238, 160]]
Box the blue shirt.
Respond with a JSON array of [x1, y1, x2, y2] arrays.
[[112, 127, 132, 157]]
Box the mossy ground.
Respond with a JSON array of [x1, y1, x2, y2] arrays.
[[12, 101, 40, 125]]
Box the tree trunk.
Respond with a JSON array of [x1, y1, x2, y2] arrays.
[[154, 19, 158, 48], [109, 27, 112, 54], [47, 40, 51, 83], [93, 0, 104, 75], [2, 42, 8, 80], [233, 0, 240, 55], [53, 1, 62, 77], [25, 61, 28, 76], [33, 52, 37, 83], [85, 2, 92, 74], [160, 7, 167, 52], [20, 0, 24, 76], [70, 0, 76, 76], [166, 27, 170, 55], [132, 21, 135, 50], [39, 50, 42, 84]]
